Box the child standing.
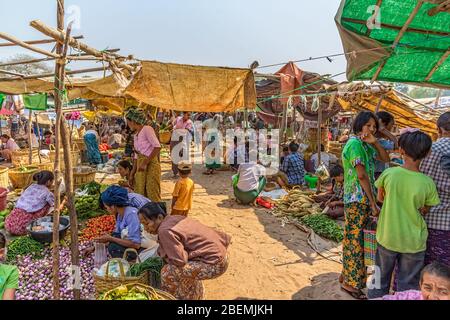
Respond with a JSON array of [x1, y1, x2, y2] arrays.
[[368, 131, 440, 299], [172, 163, 195, 216]]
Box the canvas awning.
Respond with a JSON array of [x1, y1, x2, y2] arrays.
[[335, 0, 450, 89]]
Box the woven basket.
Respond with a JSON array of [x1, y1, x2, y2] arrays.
[[73, 138, 86, 151], [73, 166, 96, 189], [94, 249, 149, 298], [11, 149, 40, 167], [159, 131, 172, 144], [8, 166, 39, 189], [0, 166, 9, 189], [32, 162, 54, 172], [99, 283, 176, 300], [49, 144, 80, 169], [364, 217, 378, 268]]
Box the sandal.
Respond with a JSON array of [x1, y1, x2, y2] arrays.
[[340, 286, 367, 300]]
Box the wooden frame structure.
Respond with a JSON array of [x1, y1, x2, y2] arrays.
[[0, 0, 138, 300]]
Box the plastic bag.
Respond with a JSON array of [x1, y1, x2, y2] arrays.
[[94, 243, 108, 269], [96, 259, 130, 278]]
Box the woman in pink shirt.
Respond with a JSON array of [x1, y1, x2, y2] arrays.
[[169, 112, 193, 177], [0, 134, 20, 161], [125, 108, 162, 202]]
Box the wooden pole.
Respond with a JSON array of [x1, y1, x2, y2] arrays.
[[52, 0, 65, 300], [375, 95, 385, 113], [28, 110, 32, 165], [0, 32, 60, 58], [30, 20, 135, 72], [58, 18, 81, 300], [35, 113, 42, 164], [0, 66, 117, 82], [317, 104, 322, 193], [0, 35, 84, 47]]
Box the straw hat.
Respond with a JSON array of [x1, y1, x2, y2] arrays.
[[178, 162, 192, 171]]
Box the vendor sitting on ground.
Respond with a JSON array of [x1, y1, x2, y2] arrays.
[[172, 163, 194, 216], [96, 186, 142, 259], [322, 165, 344, 219], [233, 150, 267, 205], [310, 144, 338, 170], [0, 232, 18, 300], [5, 171, 66, 236], [278, 142, 305, 188], [138, 202, 231, 300], [0, 134, 20, 161], [376, 262, 450, 300], [108, 129, 123, 149], [117, 160, 134, 190]]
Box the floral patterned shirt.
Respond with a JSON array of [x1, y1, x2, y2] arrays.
[[16, 184, 55, 213], [342, 136, 378, 205]]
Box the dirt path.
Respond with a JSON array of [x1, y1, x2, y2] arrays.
[[158, 158, 353, 300]]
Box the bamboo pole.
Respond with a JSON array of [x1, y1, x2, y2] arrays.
[[0, 32, 60, 58], [35, 113, 42, 164], [317, 104, 322, 193], [425, 50, 450, 81], [30, 20, 135, 72], [28, 110, 32, 165], [0, 66, 115, 82], [371, 0, 424, 83], [0, 35, 84, 47], [0, 69, 26, 77], [52, 0, 65, 300], [58, 18, 81, 300]]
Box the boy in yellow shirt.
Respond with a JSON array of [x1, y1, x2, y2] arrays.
[[172, 163, 194, 216]]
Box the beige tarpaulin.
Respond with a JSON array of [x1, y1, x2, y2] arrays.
[[124, 61, 257, 112], [0, 79, 54, 94], [337, 84, 438, 136]]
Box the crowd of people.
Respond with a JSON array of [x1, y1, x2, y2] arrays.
[[1, 106, 449, 301]]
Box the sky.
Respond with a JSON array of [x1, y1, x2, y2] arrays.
[[0, 0, 347, 80]]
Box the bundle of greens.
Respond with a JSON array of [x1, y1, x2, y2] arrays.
[[300, 214, 344, 243], [6, 236, 45, 263], [127, 257, 164, 282]]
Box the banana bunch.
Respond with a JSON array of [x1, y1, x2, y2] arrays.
[[274, 189, 321, 218]]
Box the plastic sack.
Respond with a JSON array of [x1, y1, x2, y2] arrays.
[[94, 243, 108, 269]]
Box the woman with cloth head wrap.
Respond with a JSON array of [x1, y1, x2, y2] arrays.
[[125, 107, 162, 202], [96, 185, 143, 259]]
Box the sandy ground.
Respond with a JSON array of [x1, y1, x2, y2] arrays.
[[151, 157, 354, 300]]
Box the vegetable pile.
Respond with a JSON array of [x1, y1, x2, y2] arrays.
[[273, 189, 321, 218], [0, 204, 13, 229], [6, 236, 45, 263], [80, 215, 116, 241], [101, 284, 169, 300], [300, 214, 344, 243], [127, 257, 164, 282], [14, 242, 96, 300]]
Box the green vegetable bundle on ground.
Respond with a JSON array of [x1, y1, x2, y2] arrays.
[[63, 194, 106, 220], [80, 182, 102, 195], [127, 257, 164, 282], [6, 236, 45, 263], [300, 214, 344, 243]]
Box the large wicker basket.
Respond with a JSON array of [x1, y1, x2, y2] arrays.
[[94, 249, 149, 298], [11, 149, 40, 167], [73, 138, 86, 151], [159, 131, 172, 144], [73, 166, 96, 189], [99, 283, 176, 300], [0, 166, 9, 189], [8, 166, 39, 189], [49, 144, 80, 169], [33, 162, 54, 172]]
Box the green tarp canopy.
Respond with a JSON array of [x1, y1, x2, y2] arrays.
[[24, 94, 48, 111], [335, 0, 450, 89]]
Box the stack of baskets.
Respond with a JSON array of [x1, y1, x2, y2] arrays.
[[94, 249, 149, 298], [0, 166, 9, 189], [8, 166, 39, 190], [73, 166, 96, 189]]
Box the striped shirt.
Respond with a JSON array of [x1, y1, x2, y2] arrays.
[[420, 138, 450, 231]]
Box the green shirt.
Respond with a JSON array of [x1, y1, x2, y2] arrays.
[[375, 167, 440, 253], [0, 264, 19, 300], [342, 137, 377, 205]]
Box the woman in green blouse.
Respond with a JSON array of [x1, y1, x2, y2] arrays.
[[340, 111, 390, 299]]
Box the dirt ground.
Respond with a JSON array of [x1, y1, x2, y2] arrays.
[[148, 157, 354, 300]]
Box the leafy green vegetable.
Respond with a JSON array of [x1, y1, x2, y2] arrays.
[[127, 257, 164, 282], [300, 214, 344, 243], [6, 236, 45, 263]]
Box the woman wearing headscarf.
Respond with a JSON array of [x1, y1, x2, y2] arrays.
[[83, 124, 102, 165], [138, 202, 231, 300], [96, 186, 142, 258], [125, 108, 162, 202]]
